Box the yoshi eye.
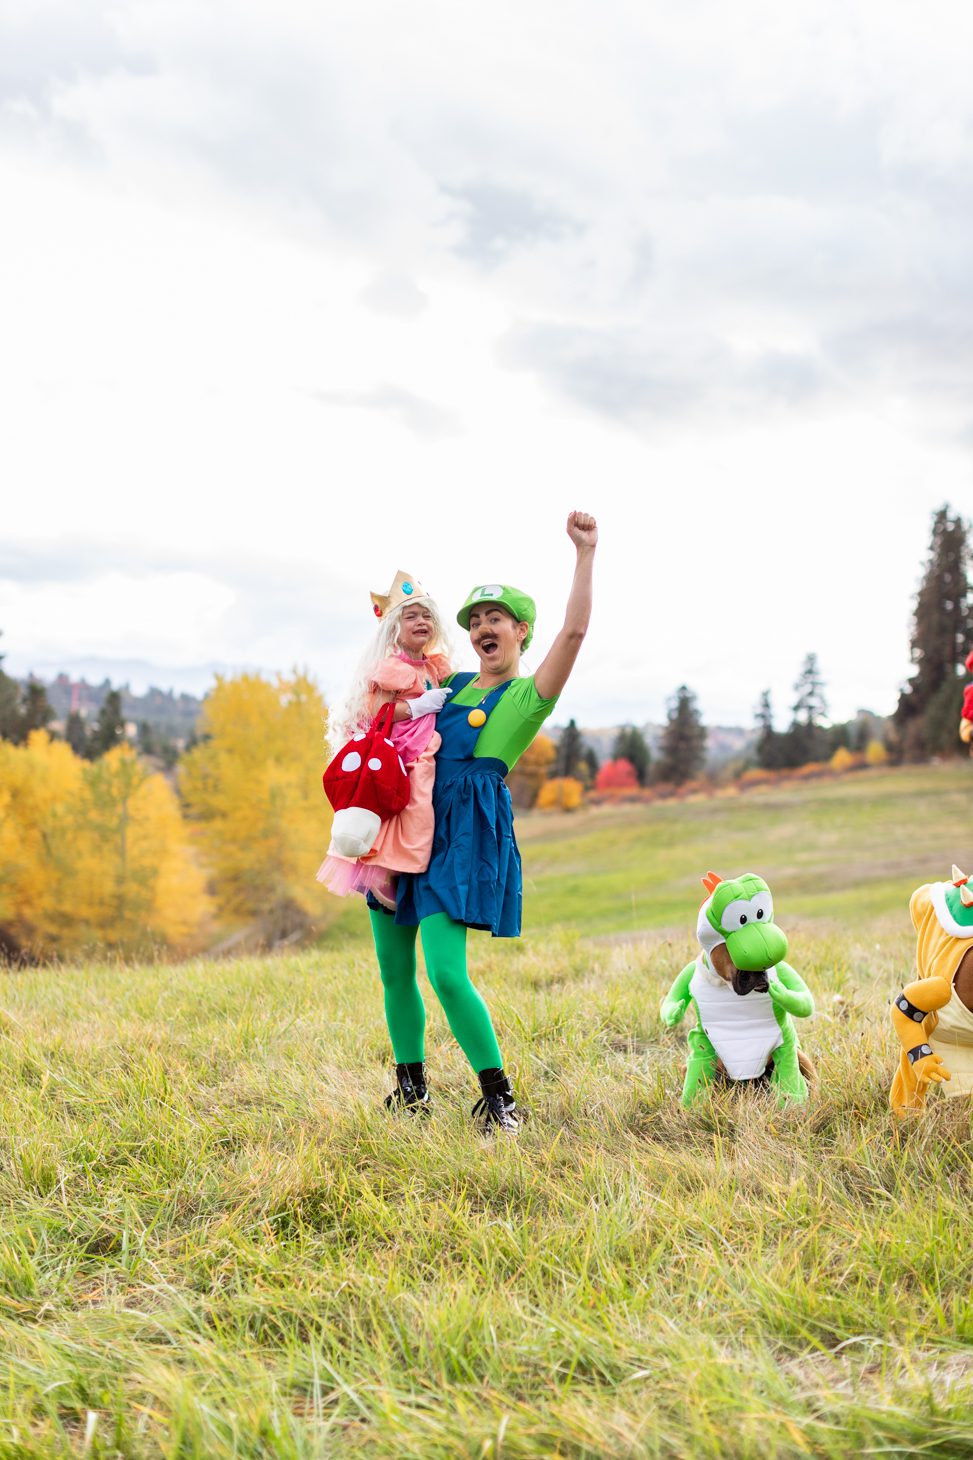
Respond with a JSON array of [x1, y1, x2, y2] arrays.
[[720, 899, 753, 931], [721, 893, 774, 932], [750, 891, 773, 923]]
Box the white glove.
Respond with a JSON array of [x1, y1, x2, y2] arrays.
[[408, 687, 453, 718]]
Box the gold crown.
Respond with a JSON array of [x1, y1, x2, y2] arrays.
[[370, 570, 429, 620]]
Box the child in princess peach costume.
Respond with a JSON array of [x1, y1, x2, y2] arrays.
[[317, 571, 452, 909]]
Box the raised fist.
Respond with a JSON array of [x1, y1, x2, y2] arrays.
[[567, 510, 598, 550]]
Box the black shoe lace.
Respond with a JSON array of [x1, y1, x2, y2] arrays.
[[472, 1092, 519, 1129]]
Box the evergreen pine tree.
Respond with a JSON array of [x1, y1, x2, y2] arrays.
[[754, 690, 783, 770], [138, 720, 158, 757], [612, 725, 650, 785], [0, 633, 21, 742], [791, 652, 828, 726], [20, 681, 54, 739], [65, 710, 88, 757], [555, 718, 586, 779], [787, 653, 829, 765], [922, 676, 966, 757], [88, 689, 126, 758], [894, 505, 972, 759], [657, 685, 707, 785]]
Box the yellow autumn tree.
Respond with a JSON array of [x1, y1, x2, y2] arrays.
[[179, 672, 333, 939], [0, 733, 210, 957], [536, 775, 585, 812], [865, 738, 889, 767], [77, 746, 211, 950], [0, 732, 84, 952]]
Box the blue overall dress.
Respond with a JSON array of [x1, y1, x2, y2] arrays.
[[394, 672, 522, 937]]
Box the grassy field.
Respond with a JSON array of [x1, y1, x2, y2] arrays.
[[2, 762, 973, 1457], [516, 761, 973, 938]]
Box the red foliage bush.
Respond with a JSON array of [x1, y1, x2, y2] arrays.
[[595, 757, 639, 791]]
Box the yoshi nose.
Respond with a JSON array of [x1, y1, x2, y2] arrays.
[[725, 921, 788, 973]]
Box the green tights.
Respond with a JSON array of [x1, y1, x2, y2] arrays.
[[368, 908, 503, 1072]]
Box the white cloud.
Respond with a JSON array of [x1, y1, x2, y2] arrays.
[[3, 569, 235, 663], [1, 0, 972, 729]]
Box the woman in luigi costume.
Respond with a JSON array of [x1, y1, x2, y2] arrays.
[[371, 510, 598, 1131]]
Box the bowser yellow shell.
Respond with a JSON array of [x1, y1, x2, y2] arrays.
[[890, 866, 973, 1114]]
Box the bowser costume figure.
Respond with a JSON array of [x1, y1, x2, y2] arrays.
[[890, 867, 973, 1114]]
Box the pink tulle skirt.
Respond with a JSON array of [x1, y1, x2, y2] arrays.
[[316, 855, 396, 907]]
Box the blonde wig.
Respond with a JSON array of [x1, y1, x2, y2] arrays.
[[331, 597, 452, 750]]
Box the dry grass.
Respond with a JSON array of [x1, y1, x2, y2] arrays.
[[2, 763, 972, 1456]]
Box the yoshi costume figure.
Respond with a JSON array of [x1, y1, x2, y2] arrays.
[[660, 872, 814, 1107]]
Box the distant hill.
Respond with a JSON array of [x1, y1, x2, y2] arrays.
[[26, 673, 204, 744]]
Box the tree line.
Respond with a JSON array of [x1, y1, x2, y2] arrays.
[[0, 673, 333, 961], [0, 654, 189, 768], [1, 504, 968, 952], [510, 503, 972, 805]]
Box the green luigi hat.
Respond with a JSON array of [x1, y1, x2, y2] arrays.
[[457, 583, 536, 651]]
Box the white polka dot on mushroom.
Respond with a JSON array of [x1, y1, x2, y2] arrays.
[[341, 751, 362, 772], [367, 758, 382, 771]]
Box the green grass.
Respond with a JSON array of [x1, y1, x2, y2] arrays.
[[517, 762, 972, 937], [2, 763, 973, 1456]]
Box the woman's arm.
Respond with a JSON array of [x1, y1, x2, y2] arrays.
[[533, 511, 598, 701]]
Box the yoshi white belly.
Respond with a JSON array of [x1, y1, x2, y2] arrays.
[[689, 955, 783, 1079]]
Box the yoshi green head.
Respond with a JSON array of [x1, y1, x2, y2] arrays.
[[696, 871, 788, 995]]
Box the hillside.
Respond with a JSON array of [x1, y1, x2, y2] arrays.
[[2, 762, 972, 1456], [37, 673, 204, 741], [515, 761, 972, 938]]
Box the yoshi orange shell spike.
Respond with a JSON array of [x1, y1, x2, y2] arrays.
[[961, 885, 973, 908], [701, 871, 723, 895]]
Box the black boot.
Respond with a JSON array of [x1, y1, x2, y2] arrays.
[[472, 1068, 522, 1133], [384, 1062, 430, 1114]]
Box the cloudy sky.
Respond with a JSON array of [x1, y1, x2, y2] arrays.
[[2, 0, 972, 731]]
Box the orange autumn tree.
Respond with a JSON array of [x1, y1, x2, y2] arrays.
[[506, 732, 557, 809], [180, 672, 333, 940], [0, 733, 209, 957]]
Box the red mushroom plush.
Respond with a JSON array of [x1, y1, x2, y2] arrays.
[[324, 704, 411, 857], [961, 649, 973, 752]]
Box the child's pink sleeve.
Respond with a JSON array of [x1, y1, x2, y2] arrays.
[[369, 658, 416, 695], [426, 653, 452, 687]]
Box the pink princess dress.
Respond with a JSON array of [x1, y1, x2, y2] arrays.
[[316, 650, 452, 907]]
